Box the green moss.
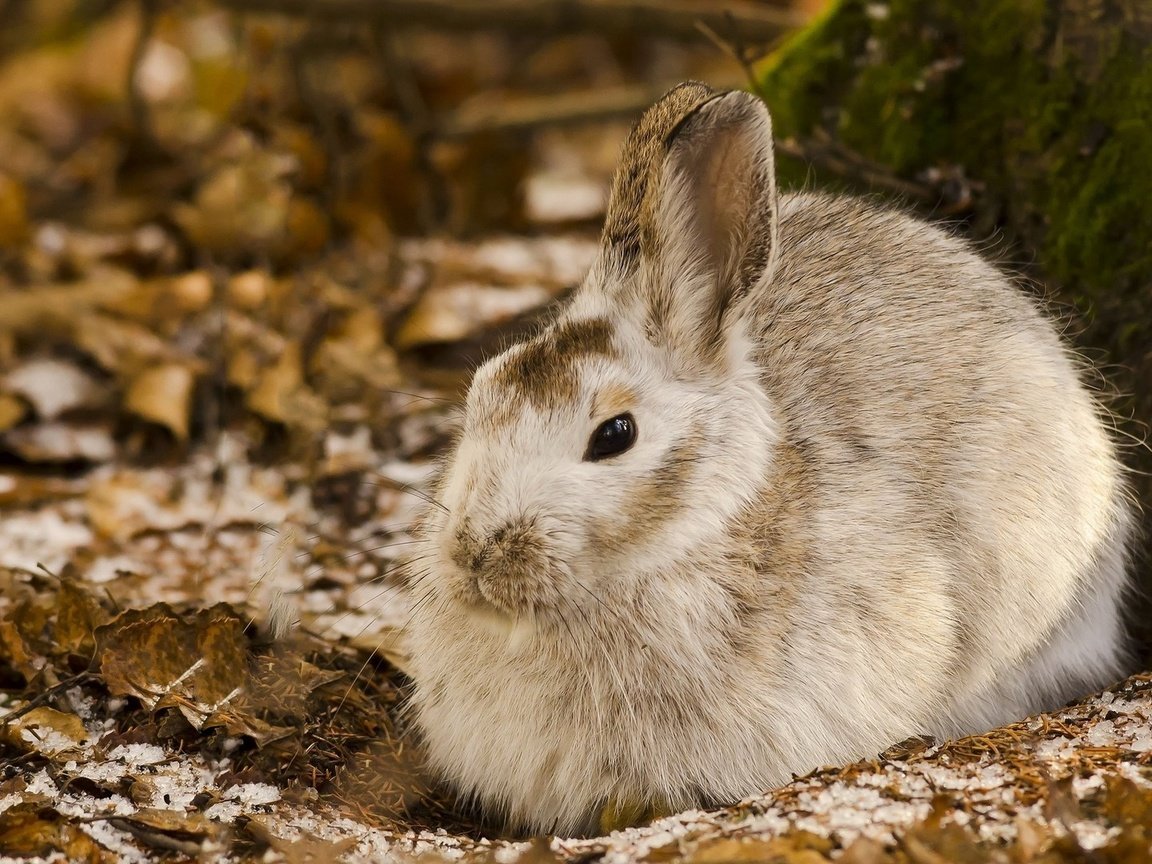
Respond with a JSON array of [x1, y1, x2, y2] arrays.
[[758, 0, 1152, 650], [758, 0, 1152, 389]]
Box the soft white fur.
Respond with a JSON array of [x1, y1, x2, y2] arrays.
[[404, 89, 1134, 837]]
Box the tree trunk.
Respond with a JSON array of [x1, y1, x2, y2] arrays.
[[759, 0, 1152, 650]]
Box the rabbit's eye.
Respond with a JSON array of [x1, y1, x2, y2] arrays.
[[586, 414, 637, 461]]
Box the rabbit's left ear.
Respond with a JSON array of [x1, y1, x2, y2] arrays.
[[650, 91, 780, 363]]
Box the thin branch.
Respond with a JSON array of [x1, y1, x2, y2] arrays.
[[432, 81, 738, 138], [776, 129, 937, 203], [127, 0, 159, 143], [215, 0, 802, 42]]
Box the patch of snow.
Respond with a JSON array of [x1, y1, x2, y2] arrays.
[[223, 782, 280, 806], [0, 509, 93, 571], [85, 555, 148, 584], [79, 820, 151, 864], [108, 743, 167, 767]]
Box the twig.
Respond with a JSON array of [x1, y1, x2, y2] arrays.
[[432, 81, 737, 138], [215, 0, 802, 42], [2, 672, 98, 725], [694, 16, 776, 104], [775, 133, 937, 203], [127, 0, 158, 143]]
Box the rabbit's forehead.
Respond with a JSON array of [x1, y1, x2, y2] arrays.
[[469, 316, 621, 426]]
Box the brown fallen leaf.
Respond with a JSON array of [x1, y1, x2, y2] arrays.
[[95, 603, 249, 716], [55, 577, 111, 657], [0, 391, 27, 431], [74, 311, 173, 375], [688, 834, 834, 864], [3, 706, 90, 759], [0, 171, 29, 249], [246, 344, 328, 431], [0, 617, 47, 682], [244, 815, 358, 864], [123, 361, 197, 440], [0, 803, 116, 863], [171, 141, 296, 261], [394, 281, 552, 349], [0, 273, 139, 336]]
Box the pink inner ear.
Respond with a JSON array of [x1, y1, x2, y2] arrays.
[[667, 103, 772, 292], [696, 124, 760, 285]]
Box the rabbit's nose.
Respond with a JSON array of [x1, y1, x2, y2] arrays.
[[451, 518, 541, 579], [450, 522, 490, 573]]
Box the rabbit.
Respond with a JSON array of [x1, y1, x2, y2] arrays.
[[403, 81, 1135, 837]]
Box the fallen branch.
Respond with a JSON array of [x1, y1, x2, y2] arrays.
[[432, 82, 725, 138], [214, 0, 803, 42]]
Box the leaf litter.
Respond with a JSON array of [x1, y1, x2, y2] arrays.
[[0, 1, 1150, 862]]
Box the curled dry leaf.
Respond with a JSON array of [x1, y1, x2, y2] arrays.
[[0, 272, 139, 336], [0, 618, 46, 681], [0, 391, 27, 431], [247, 344, 328, 431], [171, 145, 297, 261], [165, 271, 215, 314], [74, 312, 173, 376], [227, 269, 271, 310], [2, 706, 90, 759], [123, 362, 197, 440]]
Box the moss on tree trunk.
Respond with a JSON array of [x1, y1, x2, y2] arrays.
[[758, 0, 1152, 648]]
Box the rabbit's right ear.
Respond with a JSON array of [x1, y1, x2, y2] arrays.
[[602, 85, 780, 373]]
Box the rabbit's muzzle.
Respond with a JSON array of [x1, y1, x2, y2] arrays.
[[450, 517, 552, 614]]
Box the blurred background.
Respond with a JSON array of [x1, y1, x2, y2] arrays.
[[0, 0, 824, 470]]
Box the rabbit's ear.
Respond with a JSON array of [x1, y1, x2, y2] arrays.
[[647, 91, 780, 369]]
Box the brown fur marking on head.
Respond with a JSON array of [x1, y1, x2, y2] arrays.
[[492, 317, 617, 416], [602, 81, 718, 264], [591, 383, 639, 422]]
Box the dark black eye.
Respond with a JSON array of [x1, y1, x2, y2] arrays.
[[586, 414, 637, 461]]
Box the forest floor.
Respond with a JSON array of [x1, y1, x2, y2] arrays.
[[0, 2, 1149, 862]]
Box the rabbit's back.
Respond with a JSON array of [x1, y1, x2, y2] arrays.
[[746, 192, 1132, 735]]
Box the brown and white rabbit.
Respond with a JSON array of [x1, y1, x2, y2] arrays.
[[405, 82, 1134, 836]]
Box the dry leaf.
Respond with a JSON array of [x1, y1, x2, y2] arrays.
[[247, 344, 327, 431], [0, 618, 47, 681], [3, 706, 89, 758], [165, 271, 214, 313], [0, 172, 29, 248], [0, 803, 115, 862], [74, 312, 172, 375], [0, 274, 139, 336], [55, 577, 111, 656], [95, 603, 249, 717], [123, 362, 196, 439], [0, 391, 27, 431]]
